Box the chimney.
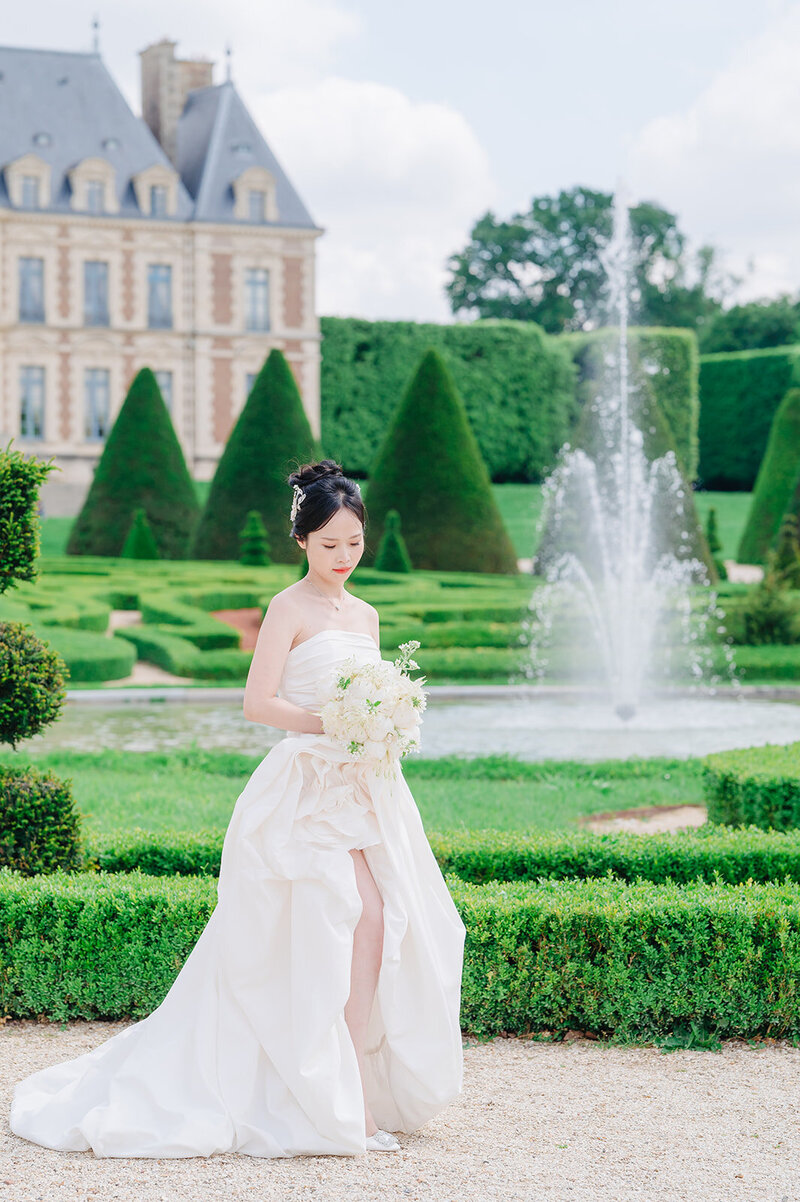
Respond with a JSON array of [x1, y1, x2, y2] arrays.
[[140, 39, 214, 165]]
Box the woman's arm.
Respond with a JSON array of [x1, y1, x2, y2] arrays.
[[242, 595, 324, 734]]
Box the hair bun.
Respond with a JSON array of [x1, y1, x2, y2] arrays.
[[287, 459, 344, 490]]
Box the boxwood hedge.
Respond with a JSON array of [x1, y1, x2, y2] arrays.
[[4, 867, 800, 1040], [703, 743, 800, 830]]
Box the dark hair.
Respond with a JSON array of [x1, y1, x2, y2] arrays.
[[287, 459, 367, 541]]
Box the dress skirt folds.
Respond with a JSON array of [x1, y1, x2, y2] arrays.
[[8, 629, 466, 1158]]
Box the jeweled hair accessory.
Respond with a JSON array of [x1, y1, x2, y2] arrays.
[[290, 483, 305, 524]]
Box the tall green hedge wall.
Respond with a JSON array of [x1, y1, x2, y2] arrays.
[[698, 347, 800, 489], [320, 318, 700, 485], [320, 317, 577, 483], [564, 328, 700, 480]]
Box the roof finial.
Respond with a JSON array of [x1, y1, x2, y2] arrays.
[[225, 42, 232, 82], [91, 14, 100, 54]]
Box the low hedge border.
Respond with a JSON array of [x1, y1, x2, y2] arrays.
[[3, 867, 800, 1040], [703, 743, 800, 830], [81, 824, 800, 887]]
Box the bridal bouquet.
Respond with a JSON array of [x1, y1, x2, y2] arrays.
[[315, 641, 427, 774]]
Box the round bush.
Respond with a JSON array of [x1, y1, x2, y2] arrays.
[[0, 764, 82, 874], [0, 621, 68, 748]]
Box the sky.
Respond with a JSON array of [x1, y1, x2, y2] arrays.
[[4, 0, 800, 321]]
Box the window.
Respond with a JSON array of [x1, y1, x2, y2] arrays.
[[19, 257, 44, 323], [147, 264, 172, 329], [154, 370, 173, 413], [20, 367, 45, 439], [84, 261, 109, 326], [86, 179, 104, 213], [21, 175, 40, 208], [84, 369, 110, 441], [150, 185, 167, 217], [244, 268, 269, 332], [248, 189, 266, 223]]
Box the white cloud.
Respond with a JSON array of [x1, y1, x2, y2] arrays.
[[629, 3, 800, 301], [254, 77, 497, 320]]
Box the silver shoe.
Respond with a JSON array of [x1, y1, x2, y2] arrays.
[[365, 1128, 401, 1152]]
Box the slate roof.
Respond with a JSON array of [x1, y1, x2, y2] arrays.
[[177, 81, 319, 230], [0, 45, 319, 230], [0, 46, 194, 218]]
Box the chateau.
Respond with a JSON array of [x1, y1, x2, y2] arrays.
[[0, 39, 322, 515]]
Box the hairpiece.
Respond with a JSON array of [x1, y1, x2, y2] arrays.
[[290, 483, 305, 524]]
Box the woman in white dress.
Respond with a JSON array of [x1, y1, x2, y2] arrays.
[[9, 459, 466, 1159]]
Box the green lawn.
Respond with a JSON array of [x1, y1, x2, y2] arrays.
[[0, 748, 704, 838], [692, 491, 754, 561]]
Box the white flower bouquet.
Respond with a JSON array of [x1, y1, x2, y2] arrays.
[[315, 641, 427, 774]]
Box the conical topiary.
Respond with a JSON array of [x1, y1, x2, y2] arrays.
[[190, 349, 320, 563], [121, 508, 160, 559], [240, 510, 271, 566], [362, 350, 518, 574], [705, 508, 722, 557], [374, 509, 413, 573], [66, 368, 200, 559], [738, 388, 800, 565]]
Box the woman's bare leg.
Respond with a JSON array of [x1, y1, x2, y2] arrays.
[[345, 847, 384, 1137]]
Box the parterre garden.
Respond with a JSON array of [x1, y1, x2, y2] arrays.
[[2, 320, 800, 1047]]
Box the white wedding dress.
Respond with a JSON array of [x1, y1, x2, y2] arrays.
[[9, 628, 466, 1158]]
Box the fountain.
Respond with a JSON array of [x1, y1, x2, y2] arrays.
[[525, 190, 735, 716]]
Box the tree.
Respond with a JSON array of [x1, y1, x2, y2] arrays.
[[67, 368, 200, 558], [738, 387, 800, 564], [239, 510, 271, 566], [362, 350, 518, 574], [190, 349, 320, 563], [445, 186, 726, 335], [374, 510, 413, 573], [121, 508, 160, 560], [699, 296, 800, 354]]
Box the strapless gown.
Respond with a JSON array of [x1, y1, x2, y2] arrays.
[[8, 629, 466, 1158]]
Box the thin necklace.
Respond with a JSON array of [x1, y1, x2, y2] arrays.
[[306, 576, 345, 612]]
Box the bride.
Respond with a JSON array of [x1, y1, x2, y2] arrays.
[[9, 459, 466, 1159]]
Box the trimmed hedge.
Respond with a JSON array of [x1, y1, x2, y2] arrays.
[[703, 743, 800, 830], [737, 387, 800, 564], [320, 316, 577, 483], [565, 328, 700, 480], [4, 867, 800, 1039], [698, 346, 800, 489], [31, 623, 135, 683], [81, 823, 800, 887]]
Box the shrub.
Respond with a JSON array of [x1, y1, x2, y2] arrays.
[[737, 386, 800, 563], [80, 823, 800, 888], [121, 508, 160, 560], [363, 350, 519, 574], [776, 515, 800, 587], [0, 621, 67, 747], [239, 510, 271, 566], [374, 509, 413, 572], [67, 368, 200, 559], [0, 764, 82, 875], [0, 442, 57, 592], [321, 316, 577, 483], [698, 347, 800, 489], [739, 558, 799, 645], [703, 742, 800, 830], [5, 868, 800, 1039], [190, 349, 318, 564]]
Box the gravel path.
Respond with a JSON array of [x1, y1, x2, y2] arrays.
[[3, 1021, 799, 1201]]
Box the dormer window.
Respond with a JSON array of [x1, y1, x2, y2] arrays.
[[232, 166, 278, 222], [248, 189, 266, 223], [21, 175, 40, 208], [86, 180, 104, 213], [150, 184, 168, 217], [67, 158, 119, 215]]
